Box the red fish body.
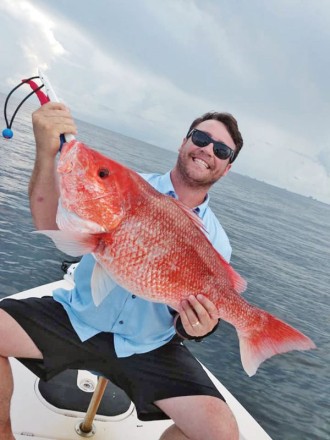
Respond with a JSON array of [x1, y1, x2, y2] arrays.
[[40, 140, 316, 376]]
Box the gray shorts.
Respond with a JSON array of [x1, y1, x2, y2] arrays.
[[0, 296, 224, 421]]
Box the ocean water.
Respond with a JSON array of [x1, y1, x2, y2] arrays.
[[0, 94, 329, 440]]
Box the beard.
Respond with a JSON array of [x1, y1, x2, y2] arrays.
[[176, 151, 220, 189]]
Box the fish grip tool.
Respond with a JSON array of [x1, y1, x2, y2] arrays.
[[2, 68, 75, 151], [2, 76, 44, 140], [38, 68, 75, 151]]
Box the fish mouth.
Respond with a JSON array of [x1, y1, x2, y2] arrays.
[[57, 141, 81, 175]]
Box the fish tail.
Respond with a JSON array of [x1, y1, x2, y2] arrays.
[[237, 310, 316, 376]]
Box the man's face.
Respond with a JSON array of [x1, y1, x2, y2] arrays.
[[177, 119, 236, 188]]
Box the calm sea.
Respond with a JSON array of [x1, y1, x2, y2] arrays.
[[0, 94, 329, 440]]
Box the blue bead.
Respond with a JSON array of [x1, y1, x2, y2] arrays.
[[2, 128, 13, 139]]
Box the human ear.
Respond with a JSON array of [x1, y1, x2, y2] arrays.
[[223, 163, 232, 176], [178, 137, 188, 152]]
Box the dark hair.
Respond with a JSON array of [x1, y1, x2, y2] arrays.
[[187, 112, 243, 162]]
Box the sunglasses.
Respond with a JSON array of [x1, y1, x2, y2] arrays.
[[187, 129, 235, 163]]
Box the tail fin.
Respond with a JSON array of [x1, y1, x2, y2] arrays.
[[237, 311, 316, 376]]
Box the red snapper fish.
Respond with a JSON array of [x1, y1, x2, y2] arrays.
[[39, 140, 316, 376]]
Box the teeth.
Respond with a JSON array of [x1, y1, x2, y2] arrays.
[[193, 158, 210, 169]]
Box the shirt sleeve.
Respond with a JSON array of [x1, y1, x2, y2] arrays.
[[203, 210, 232, 263]]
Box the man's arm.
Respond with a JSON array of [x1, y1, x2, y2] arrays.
[[29, 102, 77, 230]]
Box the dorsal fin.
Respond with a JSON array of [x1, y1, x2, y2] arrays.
[[214, 251, 247, 294], [168, 194, 246, 294], [170, 198, 208, 234], [225, 263, 247, 294]]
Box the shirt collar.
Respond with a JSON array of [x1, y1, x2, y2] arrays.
[[161, 171, 210, 218]]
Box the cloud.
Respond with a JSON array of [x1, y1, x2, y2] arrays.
[[233, 116, 330, 204], [0, 0, 329, 204], [318, 147, 330, 177], [1, 0, 66, 79]]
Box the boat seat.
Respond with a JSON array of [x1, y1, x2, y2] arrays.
[[37, 369, 132, 433]]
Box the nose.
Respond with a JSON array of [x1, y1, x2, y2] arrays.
[[200, 142, 214, 156]]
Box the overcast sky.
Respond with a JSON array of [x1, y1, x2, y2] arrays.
[[1, 0, 329, 204]]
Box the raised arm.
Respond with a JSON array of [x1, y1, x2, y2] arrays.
[[29, 102, 77, 230]]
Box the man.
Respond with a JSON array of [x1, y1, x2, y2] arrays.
[[0, 103, 243, 440]]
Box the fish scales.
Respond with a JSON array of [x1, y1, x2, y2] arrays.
[[103, 194, 232, 308], [38, 140, 316, 376]]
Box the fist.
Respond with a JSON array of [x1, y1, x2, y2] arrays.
[[32, 102, 77, 158], [178, 294, 220, 338]]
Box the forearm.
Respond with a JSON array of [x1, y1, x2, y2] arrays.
[[29, 102, 77, 230], [29, 153, 60, 230]]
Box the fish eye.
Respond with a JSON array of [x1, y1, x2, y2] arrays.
[[98, 168, 110, 179]]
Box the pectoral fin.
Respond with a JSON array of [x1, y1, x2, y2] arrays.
[[91, 261, 118, 306], [34, 230, 100, 256]]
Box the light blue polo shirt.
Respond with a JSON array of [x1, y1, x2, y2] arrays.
[[53, 171, 232, 357]]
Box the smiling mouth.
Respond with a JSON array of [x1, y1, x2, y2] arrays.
[[193, 157, 210, 169]]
